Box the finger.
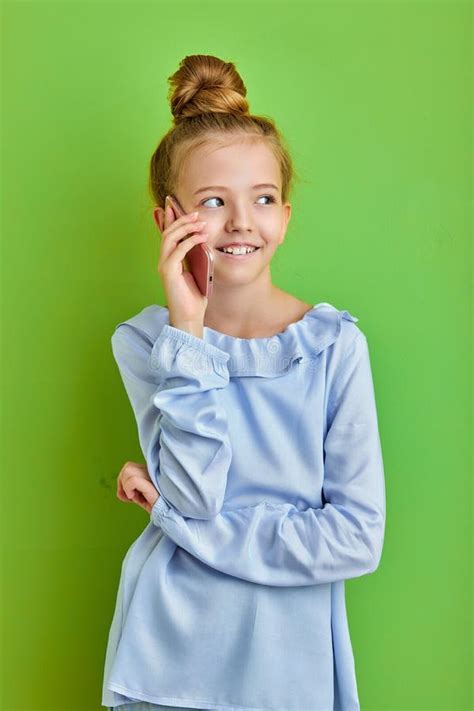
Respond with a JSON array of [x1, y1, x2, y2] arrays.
[[124, 477, 157, 504], [122, 479, 135, 501], [123, 471, 153, 493], [166, 230, 209, 265], [128, 482, 158, 514], [163, 202, 176, 231], [120, 461, 152, 483], [137, 479, 157, 503], [117, 478, 132, 503], [160, 213, 203, 251], [159, 230, 208, 274]]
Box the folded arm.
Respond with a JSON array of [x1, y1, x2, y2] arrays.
[[112, 322, 232, 519], [151, 332, 386, 587]]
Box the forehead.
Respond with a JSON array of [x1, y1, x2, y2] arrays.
[[180, 139, 280, 191]]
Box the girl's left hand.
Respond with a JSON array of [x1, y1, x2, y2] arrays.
[[117, 461, 160, 514]]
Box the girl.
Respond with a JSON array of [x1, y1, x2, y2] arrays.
[[102, 54, 386, 711]]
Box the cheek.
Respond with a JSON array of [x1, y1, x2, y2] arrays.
[[264, 225, 285, 244], [268, 213, 285, 231]]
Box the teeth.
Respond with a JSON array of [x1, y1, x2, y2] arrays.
[[221, 246, 257, 255]]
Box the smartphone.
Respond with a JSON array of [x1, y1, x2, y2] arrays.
[[153, 194, 214, 299]]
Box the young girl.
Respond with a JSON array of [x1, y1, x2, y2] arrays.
[[102, 54, 386, 711]]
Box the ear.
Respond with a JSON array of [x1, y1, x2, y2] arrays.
[[278, 202, 292, 245], [153, 206, 165, 233]]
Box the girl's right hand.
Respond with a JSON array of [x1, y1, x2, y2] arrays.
[[117, 461, 159, 515], [154, 198, 210, 327]]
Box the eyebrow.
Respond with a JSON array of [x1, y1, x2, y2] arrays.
[[193, 183, 280, 196]]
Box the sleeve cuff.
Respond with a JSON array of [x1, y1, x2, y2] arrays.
[[155, 324, 229, 362], [150, 494, 171, 526], [149, 324, 230, 378]]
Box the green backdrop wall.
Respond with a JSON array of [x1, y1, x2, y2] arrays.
[[2, 1, 471, 710]]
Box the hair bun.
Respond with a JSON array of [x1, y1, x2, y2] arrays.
[[167, 54, 250, 123]]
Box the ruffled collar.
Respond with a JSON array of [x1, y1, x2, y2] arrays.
[[116, 302, 359, 378], [126, 302, 358, 379], [202, 302, 358, 377]]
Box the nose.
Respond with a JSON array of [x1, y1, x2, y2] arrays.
[[226, 201, 254, 234]]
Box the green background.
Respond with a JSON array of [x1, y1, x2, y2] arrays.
[[1, 1, 471, 710]]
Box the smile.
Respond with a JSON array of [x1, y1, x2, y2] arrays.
[[215, 247, 261, 260]]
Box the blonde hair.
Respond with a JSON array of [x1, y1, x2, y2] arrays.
[[148, 54, 302, 209]]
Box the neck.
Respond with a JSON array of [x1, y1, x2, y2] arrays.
[[204, 277, 287, 337]]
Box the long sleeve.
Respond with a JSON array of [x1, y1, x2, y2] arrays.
[[111, 322, 233, 519], [151, 331, 386, 587]]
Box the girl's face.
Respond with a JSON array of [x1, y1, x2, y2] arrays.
[[175, 138, 292, 285]]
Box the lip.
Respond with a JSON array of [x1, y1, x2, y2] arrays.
[[217, 243, 259, 249]]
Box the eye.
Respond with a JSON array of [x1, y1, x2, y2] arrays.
[[200, 195, 276, 208], [201, 197, 222, 208]]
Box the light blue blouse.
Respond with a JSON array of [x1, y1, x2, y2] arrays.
[[102, 302, 386, 711]]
